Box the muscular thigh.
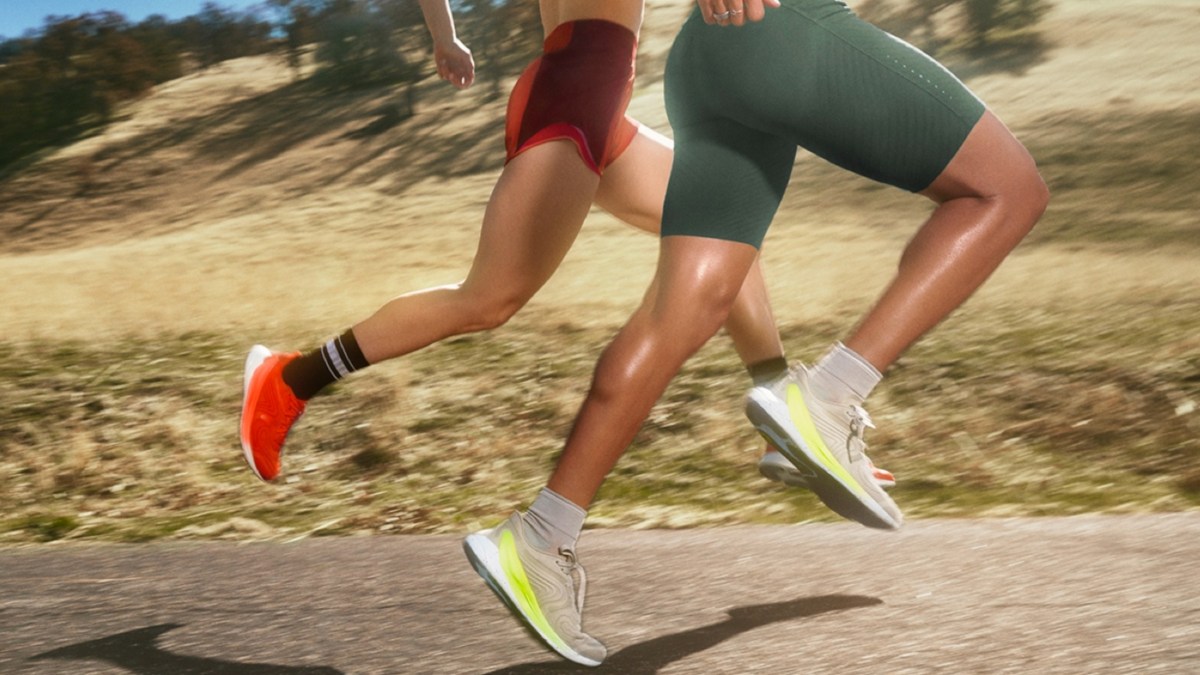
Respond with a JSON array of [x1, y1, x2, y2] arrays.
[[660, 119, 795, 249], [776, 4, 986, 192], [671, 1, 987, 194], [594, 125, 674, 234], [662, 15, 796, 248], [461, 141, 599, 300]]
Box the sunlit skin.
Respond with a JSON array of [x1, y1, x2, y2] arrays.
[[352, 0, 786, 383], [544, 0, 1050, 508]]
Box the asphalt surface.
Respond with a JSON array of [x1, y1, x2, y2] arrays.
[[2, 513, 1197, 674]]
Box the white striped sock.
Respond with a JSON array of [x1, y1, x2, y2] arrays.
[[323, 341, 351, 379]]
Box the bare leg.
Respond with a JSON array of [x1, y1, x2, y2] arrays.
[[546, 235, 760, 508], [844, 111, 1050, 371], [352, 141, 600, 363], [595, 126, 786, 367]]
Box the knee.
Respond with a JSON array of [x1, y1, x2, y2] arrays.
[[659, 277, 742, 352], [592, 283, 739, 399], [992, 161, 1049, 247], [937, 122, 1050, 242], [963, 154, 1049, 246], [693, 279, 743, 332], [1011, 161, 1050, 226]]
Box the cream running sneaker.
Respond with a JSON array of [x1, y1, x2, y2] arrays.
[[759, 447, 896, 489], [463, 512, 606, 667], [745, 366, 903, 530]]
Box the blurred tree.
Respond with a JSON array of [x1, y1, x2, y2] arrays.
[[857, 0, 1053, 59], [311, 0, 415, 89], [0, 14, 126, 169], [458, 0, 540, 100], [376, 0, 425, 29], [175, 2, 274, 70], [0, 6, 272, 172], [0, 36, 25, 64], [962, 0, 1052, 51], [129, 15, 185, 83], [260, 0, 538, 107], [267, 0, 320, 77]]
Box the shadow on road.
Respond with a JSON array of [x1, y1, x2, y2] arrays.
[[484, 594, 883, 674], [31, 623, 343, 674]]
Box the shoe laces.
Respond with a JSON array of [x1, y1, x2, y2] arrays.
[[846, 405, 875, 461], [258, 392, 305, 450], [557, 546, 587, 613], [272, 396, 305, 433]]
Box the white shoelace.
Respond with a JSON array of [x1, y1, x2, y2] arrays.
[[846, 405, 876, 461], [558, 547, 587, 613]]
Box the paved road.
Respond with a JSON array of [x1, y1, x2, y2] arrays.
[[2, 513, 1197, 674]]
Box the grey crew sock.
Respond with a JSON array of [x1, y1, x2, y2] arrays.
[[523, 487, 587, 553], [808, 342, 882, 405]]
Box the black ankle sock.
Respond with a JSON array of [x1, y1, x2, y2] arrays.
[[281, 329, 370, 400], [747, 356, 789, 386]]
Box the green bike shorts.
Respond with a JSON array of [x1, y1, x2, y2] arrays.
[[661, 0, 987, 248]]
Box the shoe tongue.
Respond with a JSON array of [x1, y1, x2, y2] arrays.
[[810, 382, 859, 409], [806, 370, 865, 409]]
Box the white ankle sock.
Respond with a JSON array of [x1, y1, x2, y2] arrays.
[[809, 342, 881, 405], [523, 487, 586, 552]]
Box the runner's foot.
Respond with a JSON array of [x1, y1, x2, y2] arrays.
[[745, 366, 903, 530], [463, 512, 606, 667], [240, 345, 305, 482]]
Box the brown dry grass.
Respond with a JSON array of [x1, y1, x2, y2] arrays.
[[1, 0, 1198, 543]]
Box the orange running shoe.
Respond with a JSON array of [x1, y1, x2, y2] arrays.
[[240, 345, 305, 482]]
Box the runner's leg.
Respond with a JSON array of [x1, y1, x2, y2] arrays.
[[351, 141, 601, 363], [843, 111, 1049, 371], [547, 235, 760, 507], [595, 125, 786, 366]]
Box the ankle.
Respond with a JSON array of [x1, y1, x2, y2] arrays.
[[747, 356, 789, 388], [808, 342, 881, 405], [523, 487, 587, 552]]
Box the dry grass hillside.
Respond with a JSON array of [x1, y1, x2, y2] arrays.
[[0, 0, 1197, 543]]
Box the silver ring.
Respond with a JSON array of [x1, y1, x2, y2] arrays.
[[714, 11, 731, 19], [729, 8, 743, 15]]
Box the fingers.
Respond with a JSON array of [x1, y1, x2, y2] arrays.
[[727, 0, 746, 27], [434, 44, 475, 89], [700, 0, 776, 26], [712, 0, 740, 26], [449, 65, 473, 89], [699, 0, 730, 25], [449, 56, 474, 89], [457, 63, 475, 89], [744, 0, 780, 23], [436, 62, 470, 89]]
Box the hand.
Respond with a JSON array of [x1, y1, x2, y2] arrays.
[[433, 38, 475, 89], [697, 0, 780, 27]]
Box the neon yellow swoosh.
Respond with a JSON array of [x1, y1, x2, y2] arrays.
[[786, 383, 867, 498], [499, 529, 566, 651]]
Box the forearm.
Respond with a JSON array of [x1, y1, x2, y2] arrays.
[[417, 0, 457, 45]]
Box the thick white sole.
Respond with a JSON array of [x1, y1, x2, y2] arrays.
[[239, 344, 273, 482]]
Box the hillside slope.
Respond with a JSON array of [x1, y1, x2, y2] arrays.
[[0, 0, 1197, 342], [0, 1, 1196, 343], [0, 0, 1197, 543]]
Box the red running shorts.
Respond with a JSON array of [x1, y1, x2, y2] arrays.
[[505, 19, 640, 176]]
